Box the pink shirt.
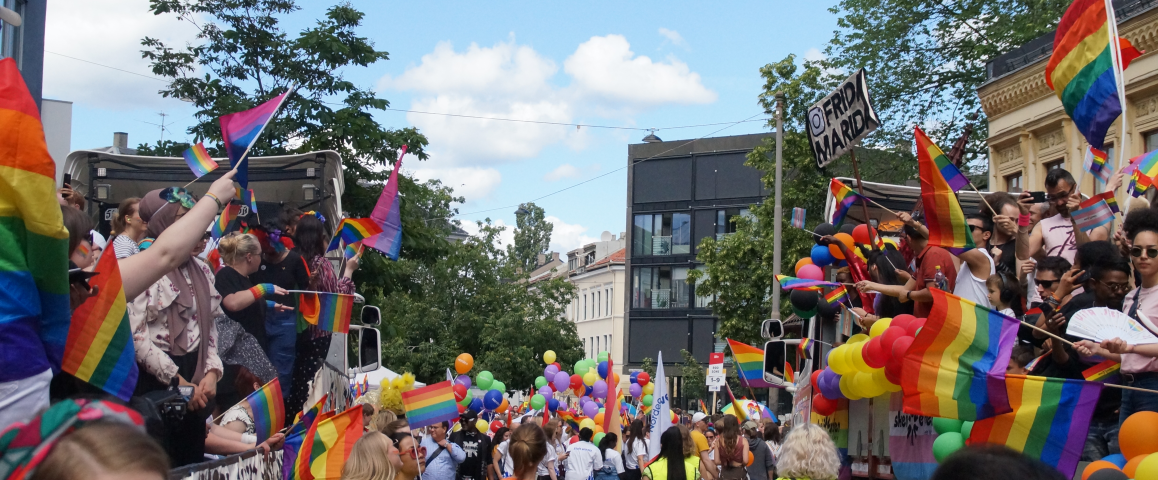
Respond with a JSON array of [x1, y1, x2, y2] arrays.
[[1122, 285, 1158, 373], [1039, 214, 1078, 263]]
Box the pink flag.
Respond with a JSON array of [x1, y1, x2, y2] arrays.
[[363, 146, 406, 260]]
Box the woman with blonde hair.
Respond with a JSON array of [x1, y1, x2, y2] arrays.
[[343, 432, 399, 480], [509, 423, 549, 480], [774, 424, 840, 480], [110, 197, 146, 259]]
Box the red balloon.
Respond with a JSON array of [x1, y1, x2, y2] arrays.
[[892, 336, 916, 360], [490, 420, 503, 433], [885, 357, 904, 385], [453, 384, 468, 402], [863, 337, 888, 369], [905, 318, 926, 337], [813, 393, 838, 416], [457, 403, 467, 414], [880, 326, 907, 352], [570, 374, 584, 391], [552, 362, 561, 370], [637, 372, 651, 386], [892, 314, 917, 327], [852, 224, 877, 245], [811, 369, 823, 389]]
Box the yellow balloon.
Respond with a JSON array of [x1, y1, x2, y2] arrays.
[[839, 373, 862, 400], [848, 334, 870, 344], [544, 350, 557, 364], [580, 418, 596, 431], [1136, 453, 1158, 480], [849, 344, 872, 373], [855, 372, 885, 398], [869, 318, 892, 338], [828, 346, 852, 375], [643, 382, 655, 395], [476, 419, 489, 434], [873, 369, 901, 393], [584, 370, 599, 386]]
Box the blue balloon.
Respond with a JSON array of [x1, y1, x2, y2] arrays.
[[584, 385, 593, 396], [548, 398, 560, 412], [1103, 453, 1127, 468], [483, 389, 504, 410], [811, 244, 835, 267], [630, 371, 639, 383], [469, 397, 484, 412], [597, 361, 609, 379]]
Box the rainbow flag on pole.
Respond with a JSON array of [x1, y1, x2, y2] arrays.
[[283, 395, 330, 480], [824, 286, 849, 305], [297, 292, 355, 334], [967, 375, 1103, 479], [798, 338, 814, 360], [727, 338, 775, 388], [902, 289, 1020, 421], [62, 245, 139, 401], [182, 142, 218, 177], [829, 178, 862, 226], [327, 217, 383, 252], [1084, 146, 1112, 184], [1045, 0, 1141, 150], [245, 378, 285, 443], [916, 128, 969, 192], [0, 58, 71, 384], [776, 274, 839, 291], [363, 146, 406, 260], [220, 90, 292, 188], [401, 380, 460, 429], [295, 406, 363, 480], [1082, 360, 1121, 381], [916, 126, 974, 254], [212, 203, 240, 240]]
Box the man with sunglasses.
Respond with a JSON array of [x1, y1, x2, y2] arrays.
[[422, 421, 466, 480], [1022, 169, 1109, 264]]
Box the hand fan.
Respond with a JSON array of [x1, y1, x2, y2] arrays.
[[1068, 307, 1158, 345]]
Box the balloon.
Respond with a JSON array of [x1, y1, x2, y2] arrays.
[[795, 257, 814, 275], [797, 264, 824, 281], [1103, 454, 1128, 469], [454, 374, 472, 389], [454, 384, 468, 402], [828, 242, 846, 261], [594, 432, 606, 446], [594, 412, 605, 425], [630, 383, 642, 398], [630, 371, 640, 384], [873, 368, 901, 393], [469, 397, 483, 412], [497, 398, 509, 413], [819, 371, 844, 400], [869, 318, 892, 337], [891, 314, 915, 330], [849, 344, 872, 372], [816, 297, 841, 319], [1087, 470, 1128, 480], [476, 371, 494, 390], [458, 390, 473, 407], [932, 418, 964, 435], [545, 364, 560, 378], [816, 223, 837, 237], [491, 381, 506, 394], [544, 350, 557, 364], [457, 403, 466, 414], [790, 290, 819, 312], [839, 374, 861, 400], [811, 244, 835, 267], [1125, 455, 1149, 479], [571, 374, 584, 391], [637, 372, 651, 386], [852, 224, 876, 245], [598, 361, 609, 379], [854, 371, 884, 398], [456, 353, 474, 374], [812, 393, 838, 416], [810, 370, 823, 389], [1083, 461, 1122, 480], [539, 386, 553, 397], [476, 419, 490, 434], [598, 351, 609, 363], [585, 385, 593, 396], [592, 380, 608, 398], [533, 376, 546, 390], [828, 346, 853, 375], [548, 398, 560, 412], [932, 432, 964, 462], [580, 418, 596, 431], [584, 370, 599, 387], [1121, 411, 1158, 458], [848, 333, 869, 344], [594, 425, 604, 434], [892, 336, 916, 360], [553, 371, 571, 391], [643, 382, 655, 395], [905, 318, 926, 337], [959, 421, 973, 439], [530, 394, 546, 410], [884, 357, 904, 385], [880, 326, 907, 352], [793, 305, 818, 319], [581, 400, 598, 418], [642, 394, 654, 407], [1137, 456, 1158, 480], [862, 337, 889, 369], [490, 420, 504, 433], [835, 232, 855, 250], [610, 372, 620, 386]]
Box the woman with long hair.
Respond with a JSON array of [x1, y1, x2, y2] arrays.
[[509, 423, 549, 480], [110, 197, 146, 259], [642, 426, 699, 480], [250, 211, 311, 405], [865, 246, 913, 319], [595, 433, 625, 480], [711, 415, 748, 480], [774, 424, 841, 480], [491, 426, 511, 480], [623, 419, 647, 480], [343, 432, 399, 480]]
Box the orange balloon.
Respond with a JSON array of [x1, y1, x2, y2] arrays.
[[594, 412, 605, 425], [1121, 412, 1158, 458], [594, 425, 604, 434], [496, 398, 510, 413], [795, 257, 814, 274], [835, 233, 855, 250], [1126, 454, 1149, 479], [828, 243, 846, 260], [746, 453, 754, 467], [455, 353, 474, 375], [1082, 461, 1120, 480]]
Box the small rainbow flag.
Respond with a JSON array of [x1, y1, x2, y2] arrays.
[[783, 361, 795, 384], [798, 338, 813, 360], [295, 406, 363, 480], [776, 274, 839, 291], [916, 126, 974, 254], [1082, 359, 1120, 381], [343, 243, 362, 260], [1084, 146, 1112, 184], [212, 203, 240, 240], [239, 188, 258, 214], [1130, 170, 1154, 197], [62, 241, 139, 401], [182, 142, 218, 178], [1094, 191, 1119, 214], [698, 399, 708, 413], [967, 375, 1103, 479], [327, 217, 383, 252], [297, 292, 355, 334], [824, 286, 849, 305], [245, 377, 285, 443], [401, 380, 460, 429], [293, 394, 328, 431], [902, 289, 1020, 421], [727, 338, 775, 388], [829, 178, 862, 226]]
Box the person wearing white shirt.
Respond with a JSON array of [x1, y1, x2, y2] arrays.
[[594, 433, 626, 480], [565, 428, 603, 480], [623, 420, 648, 480]]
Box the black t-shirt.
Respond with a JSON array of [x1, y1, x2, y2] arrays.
[[215, 265, 268, 349], [988, 240, 1017, 276], [449, 429, 491, 480], [251, 250, 311, 306]]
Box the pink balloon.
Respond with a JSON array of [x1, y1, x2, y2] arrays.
[[797, 264, 824, 281]]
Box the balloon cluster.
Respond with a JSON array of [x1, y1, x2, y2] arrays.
[[1081, 411, 1158, 479], [790, 223, 894, 319], [930, 418, 972, 462], [453, 353, 511, 421], [810, 314, 926, 415]]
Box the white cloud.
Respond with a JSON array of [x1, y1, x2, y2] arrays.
[[460, 218, 516, 249], [657, 28, 687, 48], [547, 215, 598, 253], [378, 38, 557, 99], [564, 35, 716, 107], [803, 47, 827, 63], [544, 164, 581, 182]]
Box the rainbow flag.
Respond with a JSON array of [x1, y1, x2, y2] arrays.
[[1130, 169, 1154, 197], [798, 338, 813, 360], [343, 243, 362, 260], [1094, 191, 1119, 214], [916, 126, 974, 254], [829, 178, 862, 226], [212, 203, 241, 240], [557, 410, 581, 430], [727, 338, 775, 388], [401, 380, 460, 428], [1084, 146, 1112, 184], [776, 274, 838, 291], [723, 382, 748, 422], [824, 286, 849, 305], [901, 289, 1020, 421], [240, 188, 258, 214], [62, 245, 139, 401], [284, 394, 334, 479], [1082, 359, 1120, 381], [293, 394, 328, 431], [363, 145, 406, 260], [182, 142, 218, 178], [295, 406, 363, 480], [783, 361, 795, 383], [327, 217, 383, 252], [916, 127, 969, 192], [1045, 0, 1141, 150], [1126, 150, 1158, 191], [0, 58, 71, 384], [221, 90, 291, 188], [967, 375, 1103, 478], [245, 378, 285, 443], [297, 292, 355, 334]]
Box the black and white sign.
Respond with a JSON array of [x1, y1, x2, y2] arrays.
[[806, 68, 881, 169], [706, 364, 725, 388]]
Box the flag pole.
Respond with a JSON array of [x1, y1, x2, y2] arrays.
[[1105, 0, 1132, 213], [234, 84, 298, 178], [848, 148, 882, 251]]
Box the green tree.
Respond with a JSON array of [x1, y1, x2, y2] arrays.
[[508, 202, 553, 273], [639, 357, 656, 380], [680, 349, 706, 404], [136, 139, 190, 157]]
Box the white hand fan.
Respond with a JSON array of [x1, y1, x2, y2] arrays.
[[1068, 307, 1158, 345]]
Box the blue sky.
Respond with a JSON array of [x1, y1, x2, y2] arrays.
[[44, 0, 839, 253]]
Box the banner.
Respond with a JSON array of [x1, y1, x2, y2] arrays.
[[806, 68, 881, 168], [887, 393, 937, 480], [646, 351, 671, 459]]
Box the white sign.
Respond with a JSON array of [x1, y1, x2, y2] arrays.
[[706, 364, 725, 387], [806, 68, 881, 168], [709, 385, 720, 392]]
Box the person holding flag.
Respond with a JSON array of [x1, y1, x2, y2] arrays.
[[1021, 169, 1110, 263]]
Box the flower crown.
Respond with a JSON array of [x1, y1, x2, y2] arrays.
[[300, 210, 326, 223]]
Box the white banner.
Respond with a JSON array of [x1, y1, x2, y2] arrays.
[[647, 351, 671, 459], [806, 68, 881, 168]]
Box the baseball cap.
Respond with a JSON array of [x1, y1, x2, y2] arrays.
[[692, 412, 707, 424], [742, 420, 759, 430]]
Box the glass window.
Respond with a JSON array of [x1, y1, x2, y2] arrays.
[[633, 212, 692, 255], [715, 208, 751, 238], [1146, 131, 1158, 153], [597, 291, 601, 317], [1005, 173, 1022, 193], [583, 294, 587, 320], [694, 266, 715, 308], [632, 266, 690, 309]]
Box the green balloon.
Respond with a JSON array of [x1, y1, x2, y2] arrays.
[[530, 394, 546, 410], [458, 390, 473, 406], [477, 371, 494, 390], [491, 381, 506, 393], [793, 306, 817, 319], [594, 432, 606, 445], [535, 376, 548, 389], [932, 417, 964, 435], [575, 360, 587, 374], [932, 432, 964, 462], [598, 351, 609, 363], [642, 394, 653, 407]]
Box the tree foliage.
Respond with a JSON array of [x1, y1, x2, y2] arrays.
[[136, 139, 191, 157], [679, 349, 706, 403], [508, 202, 553, 273]]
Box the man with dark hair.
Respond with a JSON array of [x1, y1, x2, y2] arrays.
[[450, 411, 491, 480], [931, 445, 1067, 480], [958, 213, 997, 307], [855, 212, 957, 318], [1022, 168, 1109, 263], [421, 420, 467, 480], [564, 427, 603, 480]]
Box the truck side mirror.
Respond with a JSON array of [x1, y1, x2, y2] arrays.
[[360, 305, 381, 326], [357, 327, 381, 373]]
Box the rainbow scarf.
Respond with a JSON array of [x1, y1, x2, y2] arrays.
[[245, 378, 285, 443], [1045, 0, 1141, 150], [220, 91, 291, 188], [401, 381, 460, 429], [0, 58, 71, 384], [364, 145, 406, 260], [727, 338, 775, 388], [916, 126, 974, 254], [297, 292, 355, 334], [295, 406, 363, 480], [182, 142, 218, 178], [829, 178, 862, 226], [327, 217, 384, 252], [902, 289, 1020, 421], [62, 245, 139, 401]]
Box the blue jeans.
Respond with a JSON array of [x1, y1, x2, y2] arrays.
[[1082, 417, 1120, 461], [594, 465, 619, 480], [266, 309, 298, 398], [1120, 374, 1158, 425]]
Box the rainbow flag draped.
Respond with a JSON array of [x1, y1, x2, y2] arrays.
[[220, 90, 291, 188], [245, 378, 285, 443], [829, 178, 862, 226], [902, 289, 1020, 421], [401, 380, 460, 428], [327, 217, 383, 252], [295, 406, 363, 480], [967, 375, 1103, 478], [182, 142, 218, 178], [62, 245, 139, 401], [0, 58, 71, 384], [297, 292, 355, 334], [212, 203, 241, 240], [776, 274, 839, 291], [1045, 0, 1141, 150], [363, 146, 406, 260], [916, 127, 974, 254], [283, 394, 330, 479], [727, 338, 775, 388]]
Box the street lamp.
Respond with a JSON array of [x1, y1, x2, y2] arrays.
[[514, 206, 529, 216]]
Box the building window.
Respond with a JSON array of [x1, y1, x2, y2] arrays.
[[1005, 172, 1023, 193], [633, 212, 692, 256], [1146, 131, 1158, 153], [583, 295, 587, 320], [715, 208, 752, 239], [694, 266, 716, 308], [1043, 159, 1063, 179], [632, 266, 690, 309], [597, 291, 601, 317], [0, 0, 25, 68]]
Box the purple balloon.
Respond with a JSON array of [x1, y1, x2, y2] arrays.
[[592, 380, 608, 398], [629, 383, 642, 398], [545, 364, 560, 378], [538, 385, 553, 397], [579, 395, 591, 406], [455, 375, 472, 389], [582, 400, 599, 418], [553, 371, 570, 391], [818, 370, 844, 400]]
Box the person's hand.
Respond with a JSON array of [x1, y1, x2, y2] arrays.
[[273, 285, 289, 296], [857, 314, 879, 330], [1020, 259, 1036, 277], [993, 215, 1017, 237], [817, 235, 836, 246], [69, 283, 99, 312], [258, 432, 286, 453], [1017, 191, 1034, 215], [273, 303, 294, 312], [1075, 340, 1098, 357], [854, 280, 880, 293], [1116, 228, 1131, 257], [58, 186, 84, 209], [1066, 194, 1081, 214], [1109, 171, 1125, 192], [894, 268, 912, 283], [207, 169, 238, 203], [1101, 337, 1130, 354], [1057, 269, 1084, 298], [180, 375, 207, 410], [198, 371, 218, 402], [1043, 311, 1066, 334], [344, 255, 360, 275], [897, 211, 913, 225]]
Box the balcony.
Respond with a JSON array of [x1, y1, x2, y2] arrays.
[[651, 289, 671, 309]]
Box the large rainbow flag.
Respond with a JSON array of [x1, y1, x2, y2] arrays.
[[245, 378, 285, 444], [326, 217, 383, 252], [363, 145, 406, 260], [0, 58, 71, 385], [295, 406, 363, 480], [916, 126, 974, 254], [62, 244, 139, 401], [967, 375, 1103, 478], [401, 380, 460, 428], [727, 338, 775, 388], [220, 90, 291, 188], [829, 178, 862, 226], [901, 289, 1020, 421], [297, 292, 355, 334], [1044, 0, 1141, 150]]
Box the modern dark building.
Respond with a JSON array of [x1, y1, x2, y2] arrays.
[[623, 132, 773, 381], [1, 0, 45, 108]]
